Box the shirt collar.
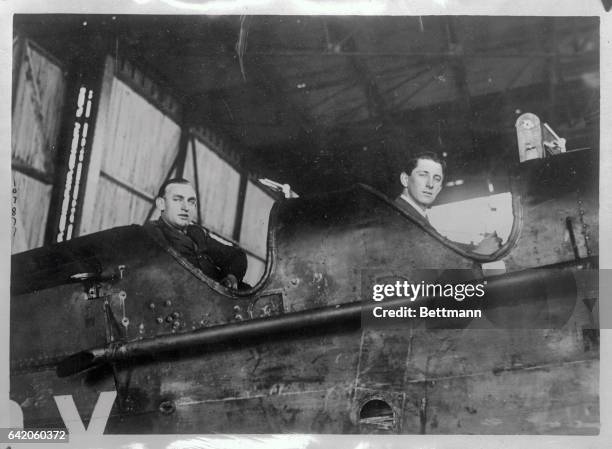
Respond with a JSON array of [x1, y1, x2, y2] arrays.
[[400, 192, 429, 219]]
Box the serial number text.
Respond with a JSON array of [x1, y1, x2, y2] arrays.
[[1, 428, 68, 443]]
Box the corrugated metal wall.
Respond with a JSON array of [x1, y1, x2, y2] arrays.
[[11, 38, 66, 253]]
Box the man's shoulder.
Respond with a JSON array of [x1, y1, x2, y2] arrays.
[[186, 223, 208, 233], [142, 219, 163, 233], [144, 219, 195, 234], [393, 196, 436, 230], [190, 226, 239, 252], [393, 196, 421, 216], [143, 219, 161, 229], [144, 219, 173, 236], [143, 219, 168, 241]]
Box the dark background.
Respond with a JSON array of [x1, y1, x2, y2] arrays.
[[13, 15, 599, 202]]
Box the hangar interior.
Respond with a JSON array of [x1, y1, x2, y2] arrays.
[[11, 15, 599, 284]]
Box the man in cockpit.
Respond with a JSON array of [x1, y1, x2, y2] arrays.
[[395, 151, 502, 255], [144, 178, 247, 289]]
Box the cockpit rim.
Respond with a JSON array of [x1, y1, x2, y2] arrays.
[[143, 182, 524, 299]]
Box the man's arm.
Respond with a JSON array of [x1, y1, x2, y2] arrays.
[[203, 235, 248, 282], [185, 225, 248, 286]]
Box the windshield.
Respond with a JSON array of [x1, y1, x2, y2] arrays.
[[429, 192, 514, 256]]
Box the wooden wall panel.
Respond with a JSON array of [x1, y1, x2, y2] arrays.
[[11, 40, 66, 253], [183, 139, 240, 238], [12, 41, 65, 174], [11, 172, 52, 253], [89, 176, 155, 233], [100, 77, 181, 194], [79, 57, 181, 236]]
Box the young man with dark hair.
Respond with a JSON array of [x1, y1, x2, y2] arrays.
[[396, 151, 446, 221], [145, 178, 248, 289], [395, 152, 501, 255]]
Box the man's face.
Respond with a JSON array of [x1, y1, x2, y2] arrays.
[[157, 182, 197, 229], [401, 158, 444, 208]]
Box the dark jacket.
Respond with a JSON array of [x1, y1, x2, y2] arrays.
[[144, 219, 247, 282], [393, 196, 432, 230], [394, 196, 478, 253]]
